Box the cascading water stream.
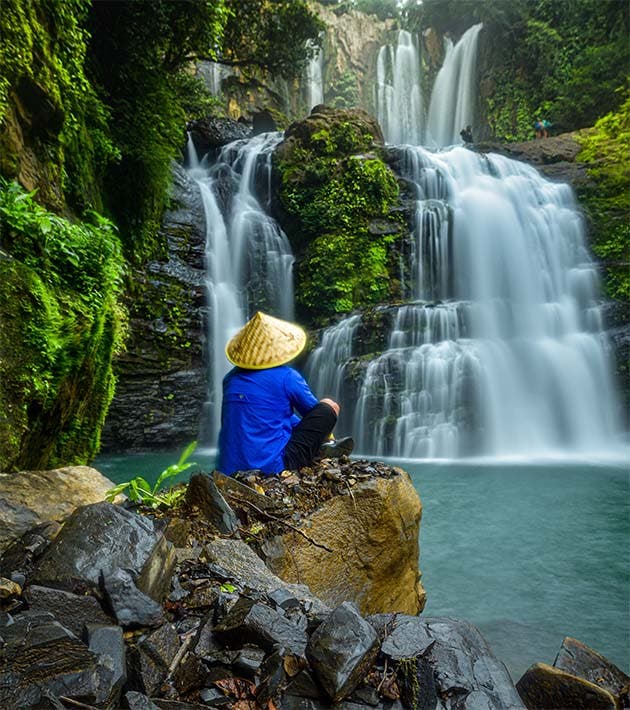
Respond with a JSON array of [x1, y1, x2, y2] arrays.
[[305, 42, 324, 110], [375, 30, 423, 145], [310, 146, 621, 459], [426, 23, 483, 147], [186, 132, 295, 443]]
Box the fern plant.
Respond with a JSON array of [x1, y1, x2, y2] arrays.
[[105, 441, 197, 509]]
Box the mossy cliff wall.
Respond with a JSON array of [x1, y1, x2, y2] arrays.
[[0, 0, 124, 471]]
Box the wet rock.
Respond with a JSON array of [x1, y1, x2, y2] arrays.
[[257, 648, 288, 705], [234, 645, 267, 677], [306, 601, 379, 703], [199, 687, 232, 706], [553, 636, 630, 700], [174, 652, 209, 695], [186, 472, 239, 534], [103, 568, 164, 628], [286, 669, 321, 699], [0, 520, 61, 579], [422, 617, 524, 709], [0, 610, 100, 708], [101, 162, 207, 452], [516, 662, 617, 709], [263, 470, 425, 615], [25, 584, 113, 636], [188, 116, 250, 157], [252, 109, 277, 135], [381, 616, 434, 660], [214, 596, 308, 656], [31, 501, 175, 601], [127, 623, 180, 695], [0, 575, 21, 600], [397, 655, 438, 710], [126, 691, 161, 710], [0, 466, 116, 553], [202, 537, 328, 614], [85, 623, 126, 705], [269, 587, 302, 611]]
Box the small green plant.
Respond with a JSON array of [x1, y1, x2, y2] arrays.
[[219, 582, 237, 594], [106, 441, 198, 508]]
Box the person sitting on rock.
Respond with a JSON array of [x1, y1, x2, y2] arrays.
[[460, 125, 473, 143], [216, 311, 353, 476]]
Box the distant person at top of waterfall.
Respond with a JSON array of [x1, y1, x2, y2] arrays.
[[460, 125, 474, 143], [216, 312, 353, 477]]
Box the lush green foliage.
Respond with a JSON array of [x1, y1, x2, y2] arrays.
[[106, 441, 197, 508], [404, 0, 629, 139], [576, 95, 630, 302], [276, 115, 400, 321], [0, 179, 126, 470], [0, 0, 119, 211]]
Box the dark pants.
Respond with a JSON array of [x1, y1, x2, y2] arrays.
[[283, 402, 337, 471]]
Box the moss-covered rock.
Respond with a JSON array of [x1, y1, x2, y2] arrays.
[[0, 181, 125, 472], [273, 107, 408, 324]]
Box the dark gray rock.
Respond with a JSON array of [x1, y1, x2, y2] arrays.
[[199, 686, 232, 706], [252, 109, 277, 136], [25, 585, 113, 637], [31, 502, 175, 601], [306, 601, 379, 703], [269, 587, 302, 611], [126, 691, 161, 710], [0, 520, 61, 580], [397, 655, 438, 710], [85, 623, 126, 705], [381, 616, 434, 660], [421, 617, 524, 709], [553, 636, 630, 700], [103, 568, 164, 628], [127, 623, 180, 696], [101, 162, 207, 452], [234, 645, 267, 677], [173, 652, 209, 695], [286, 669, 321, 699], [186, 473, 239, 534], [214, 596, 308, 656], [188, 116, 250, 157], [257, 648, 288, 705], [0, 610, 100, 708], [203, 538, 328, 615]]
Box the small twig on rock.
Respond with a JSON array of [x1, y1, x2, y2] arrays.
[[166, 634, 194, 678], [57, 698, 98, 710], [229, 494, 333, 552]]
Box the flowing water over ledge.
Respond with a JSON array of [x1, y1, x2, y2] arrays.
[[95, 451, 630, 680]]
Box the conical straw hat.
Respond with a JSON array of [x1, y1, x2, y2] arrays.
[[226, 312, 307, 369]]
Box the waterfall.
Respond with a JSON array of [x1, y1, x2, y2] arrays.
[[309, 146, 621, 458], [186, 132, 295, 443], [375, 30, 423, 145], [426, 23, 483, 148], [305, 43, 324, 110]]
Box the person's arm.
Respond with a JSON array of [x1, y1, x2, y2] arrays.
[[284, 368, 319, 417]]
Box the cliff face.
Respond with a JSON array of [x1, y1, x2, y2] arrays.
[[100, 164, 207, 452]]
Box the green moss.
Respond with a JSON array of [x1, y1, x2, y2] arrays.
[[576, 95, 630, 303], [0, 180, 125, 471], [275, 110, 402, 323]]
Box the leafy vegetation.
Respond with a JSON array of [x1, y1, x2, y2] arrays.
[[275, 111, 402, 322], [576, 95, 630, 303], [0, 179, 126, 470], [403, 0, 629, 140], [106, 441, 197, 509]]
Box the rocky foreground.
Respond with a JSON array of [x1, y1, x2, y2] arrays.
[[0, 460, 628, 709]]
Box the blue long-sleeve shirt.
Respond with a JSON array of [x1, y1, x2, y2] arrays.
[[216, 365, 319, 476]]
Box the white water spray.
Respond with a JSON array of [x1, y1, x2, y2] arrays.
[[310, 146, 621, 458], [426, 23, 483, 147], [375, 30, 423, 144], [186, 132, 295, 442]]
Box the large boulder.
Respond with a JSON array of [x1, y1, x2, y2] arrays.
[[0, 466, 116, 553], [261, 467, 425, 615], [187, 116, 250, 158], [31, 501, 176, 602]]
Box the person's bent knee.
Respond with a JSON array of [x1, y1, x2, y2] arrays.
[[320, 398, 340, 417]]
